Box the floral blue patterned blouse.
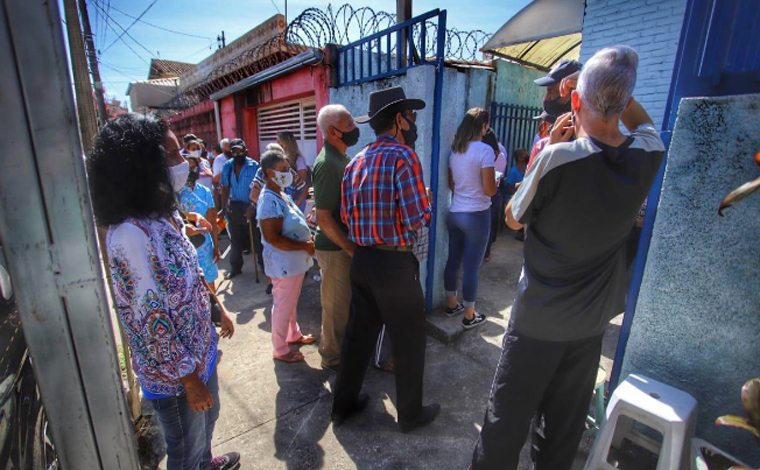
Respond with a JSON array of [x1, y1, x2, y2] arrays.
[[256, 188, 313, 278], [106, 212, 218, 399], [177, 183, 218, 283]]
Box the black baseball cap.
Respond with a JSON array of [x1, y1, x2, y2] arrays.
[[534, 59, 583, 86], [229, 138, 246, 150], [532, 111, 558, 124]]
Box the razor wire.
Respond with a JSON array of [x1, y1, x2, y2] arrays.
[[159, 4, 491, 113]]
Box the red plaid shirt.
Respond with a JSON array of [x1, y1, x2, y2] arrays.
[[341, 135, 432, 247]]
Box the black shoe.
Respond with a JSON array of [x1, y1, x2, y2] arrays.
[[444, 302, 465, 317], [462, 312, 487, 330], [331, 393, 369, 427], [398, 404, 441, 433], [225, 270, 241, 280], [265, 283, 273, 295], [208, 451, 241, 470]]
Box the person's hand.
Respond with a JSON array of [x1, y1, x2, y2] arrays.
[[182, 374, 214, 412], [560, 71, 580, 98], [549, 112, 574, 145], [196, 215, 212, 233], [304, 240, 316, 256], [245, 204, 256, 223], [185, 224, 204, 237], [213, 247, 221, 264], [426, 187, 433, 202], [515, 182, 522, 189], [345, 242, 357, 258], [219, 207, 227, 220], [219, 308, 235, 339]]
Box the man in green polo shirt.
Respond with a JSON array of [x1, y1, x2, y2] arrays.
[[313, 104, 361, 371]]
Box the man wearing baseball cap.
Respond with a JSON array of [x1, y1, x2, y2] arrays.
[[528, 60, 583, 171], [331, 86, 440, 432], [220, 138, 259, 279]]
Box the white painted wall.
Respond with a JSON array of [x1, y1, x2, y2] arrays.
[[580, 0, 688, 129]]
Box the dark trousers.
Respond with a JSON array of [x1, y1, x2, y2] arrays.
[[472, 326, 603, 470], [485, 191, 502, 258], [227, 221, 247, 274], [332, 247, 426, 422]]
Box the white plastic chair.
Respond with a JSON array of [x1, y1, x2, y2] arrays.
[[584, 374, 698, 470]]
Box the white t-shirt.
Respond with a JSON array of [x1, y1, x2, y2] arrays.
[[449, 141, 495, 213], [212, 155, 229, 177], [294, 155, 308, 172]]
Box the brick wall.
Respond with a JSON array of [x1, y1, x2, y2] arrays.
[[580, 0, 687, 129]]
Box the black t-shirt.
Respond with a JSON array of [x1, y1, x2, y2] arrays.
[[510, 124, 665, 341]]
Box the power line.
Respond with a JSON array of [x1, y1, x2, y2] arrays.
[[91, 1, 154, 62], [180, 44, 213, 61], [104, 0, 158, 52], [99, 61, 141, 81], [269, 0, 281, 14], [107, 4, 213, 41]]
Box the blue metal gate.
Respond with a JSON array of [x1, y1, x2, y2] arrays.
[[490, 102, 542, 161]]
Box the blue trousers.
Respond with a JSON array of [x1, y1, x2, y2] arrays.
[[151, 368, 220, 470], [444, 209, 491, 307]]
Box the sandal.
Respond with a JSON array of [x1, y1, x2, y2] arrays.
[[288, 334, 316, 345], [273, 351, 304, 363]]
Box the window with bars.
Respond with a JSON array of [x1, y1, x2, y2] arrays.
[[256, 97, 319, 166]]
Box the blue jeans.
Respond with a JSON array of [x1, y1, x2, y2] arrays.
[[444, 209, 491, 307], [151, 368, 220, 470]]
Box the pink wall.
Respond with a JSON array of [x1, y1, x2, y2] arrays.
[[220, 96, 237, 140], [241, 65, 330, 153]]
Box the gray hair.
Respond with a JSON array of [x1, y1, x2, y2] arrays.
[[576, 45, 639, 121], [317, 104, 350, 137], [220, 138, 230, 148], [266, 143, 285, 153], [260, 149, 287, 173]]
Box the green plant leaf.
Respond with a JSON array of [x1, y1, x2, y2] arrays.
[[742, 379, 760, 428], [716, 415, 760, 439]]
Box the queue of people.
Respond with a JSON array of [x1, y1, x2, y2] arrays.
[[85, 43, 664, 470]]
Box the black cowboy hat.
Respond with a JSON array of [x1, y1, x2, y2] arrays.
[[355, 86, 426, 124]]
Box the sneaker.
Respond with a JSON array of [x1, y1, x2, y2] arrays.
[[398, 403, 441, 433], [207, 452, 240, 470], [462, 312, 487, 329], [444, 302, 465, 317]]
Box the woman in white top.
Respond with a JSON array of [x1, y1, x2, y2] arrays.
[[277, 131, 309, 212], [444, 107, 498, 329]]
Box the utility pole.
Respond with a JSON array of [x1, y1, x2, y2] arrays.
[[217, 31, 226, 50], [397, 0, 412, 65], [78, 0, 108, 126], [63, 0, 98, 153]]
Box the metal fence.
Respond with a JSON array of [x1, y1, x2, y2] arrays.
[[336, 9, 446, 87], [490, 102, 542, 160]]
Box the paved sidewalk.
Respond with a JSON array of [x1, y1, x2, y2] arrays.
[[149, 232, 623, 470]]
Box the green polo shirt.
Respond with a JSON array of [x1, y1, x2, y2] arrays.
[[313, 142, 350, 251]]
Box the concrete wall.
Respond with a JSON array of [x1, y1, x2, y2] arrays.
[[492, 59, 545, 107], [621, 94, 760, 462], [329, 65, 480, 306], [580, 0, 687, 130]]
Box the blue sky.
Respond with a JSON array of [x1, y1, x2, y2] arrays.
[[85, 0, 532, 107]]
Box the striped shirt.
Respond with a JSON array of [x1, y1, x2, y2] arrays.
[[221, 157, 259, 203], [341, 135, 431, 247]]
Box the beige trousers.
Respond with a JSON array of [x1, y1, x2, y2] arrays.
[[315, 249, 352, 367]]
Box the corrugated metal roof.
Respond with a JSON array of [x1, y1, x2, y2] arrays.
[[481, 0, 584, 71], [148, 59, 197, 79]]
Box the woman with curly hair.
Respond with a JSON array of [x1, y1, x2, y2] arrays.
[[86, 114, 240, 470]]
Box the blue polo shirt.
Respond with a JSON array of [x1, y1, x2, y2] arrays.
[[221, 157, 259, 203]]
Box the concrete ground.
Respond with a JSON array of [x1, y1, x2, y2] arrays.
[[145, 230, 625, 470]]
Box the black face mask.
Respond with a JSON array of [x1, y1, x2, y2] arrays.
[[333, 126, 360, 147], [187, 166, 200, 185], [232, 152, 246, 164], [543, 95, 571, 118], [400, 116, 418, 149]]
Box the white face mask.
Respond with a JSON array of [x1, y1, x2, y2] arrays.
[[169, 160, 190, 193], [189, 150, 201, 159], [270, 170, 293, 189]]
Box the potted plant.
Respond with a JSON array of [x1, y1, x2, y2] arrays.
[[693, 153, 760, 470]]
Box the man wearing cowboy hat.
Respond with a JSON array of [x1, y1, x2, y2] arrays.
[[331, 86, 440, 433]]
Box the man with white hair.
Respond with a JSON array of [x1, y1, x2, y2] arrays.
[[212, 138, 231, 208], [312, 104, 360, 371], [470, 45, 665, 469]]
